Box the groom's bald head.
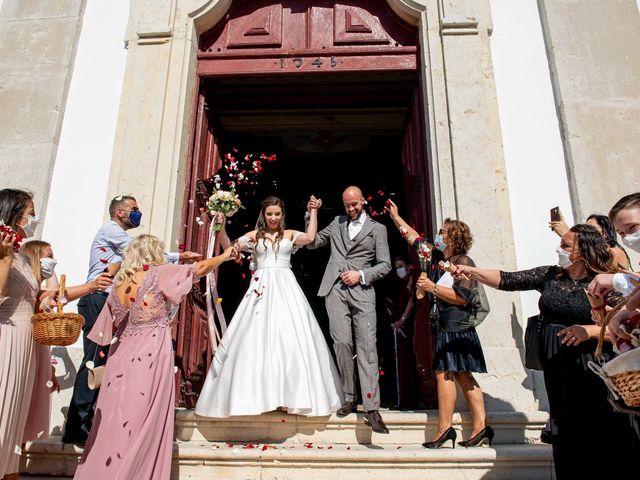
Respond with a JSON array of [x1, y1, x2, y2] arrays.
[[342, 186, 365, 220]]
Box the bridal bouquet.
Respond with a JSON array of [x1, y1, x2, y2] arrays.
[[207, 188, 243, 232]]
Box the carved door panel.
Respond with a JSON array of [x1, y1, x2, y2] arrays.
[[174, 89, 224, 407], [198, 0, 418, 76], [401, 85, 438, 408]]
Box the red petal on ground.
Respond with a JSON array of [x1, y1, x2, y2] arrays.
[[100, 247, 107, 252], [100, 258, 108, 264], [367, 392, 372, 399]]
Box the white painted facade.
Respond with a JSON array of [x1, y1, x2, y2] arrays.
[[41, 0, 129, 306]]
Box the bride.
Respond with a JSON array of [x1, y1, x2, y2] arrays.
[[195, 195, 343, 417]]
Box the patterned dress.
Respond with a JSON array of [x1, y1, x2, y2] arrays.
[[74, 264, 196, 480], [0, 254, 39, 476]]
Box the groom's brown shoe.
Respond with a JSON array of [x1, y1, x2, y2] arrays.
[[336, 401, 358, 417], [365, 410, 389, 434]]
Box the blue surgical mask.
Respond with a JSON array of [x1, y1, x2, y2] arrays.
[[396, 267, 408, 279], [127, 210, 142, 227], [434, 234, 447, 252]]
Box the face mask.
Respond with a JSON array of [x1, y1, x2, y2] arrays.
[[20, 214, 39, 238], [434, 234, 447, 252], [127, 210, 142, 227], [396, 267, 408, 279], [556, 246, 574, 268], [40, 257, 57, 279], [622, 230, 640, 253]]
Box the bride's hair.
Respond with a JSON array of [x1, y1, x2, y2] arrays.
[[256, 196, 286, 256], [117, 234, 166, 284]]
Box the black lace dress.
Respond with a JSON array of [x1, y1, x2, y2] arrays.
[[427, 250, 486, 373], [500, 266, 638, 480]]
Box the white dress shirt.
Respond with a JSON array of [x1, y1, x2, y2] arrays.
[[348, 211, 367, 240], [347, 211, 367, 284]]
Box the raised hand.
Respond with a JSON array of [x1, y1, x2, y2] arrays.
[[384, 199, 399, 218], [0, 231, 16, 260], [307, 195, 322, 212]]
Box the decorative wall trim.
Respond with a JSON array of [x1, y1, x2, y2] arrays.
[[441, 16, 479, 36]]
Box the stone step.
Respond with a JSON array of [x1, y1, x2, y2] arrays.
[[176, 409, 549, 445], [22, 439, 553, 480]]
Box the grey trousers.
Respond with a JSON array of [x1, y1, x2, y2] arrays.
[[325, 283, 380, 411]]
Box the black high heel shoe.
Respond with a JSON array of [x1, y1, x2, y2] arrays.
[[422, 427, 457, 449], [458, 425, 494, 447]]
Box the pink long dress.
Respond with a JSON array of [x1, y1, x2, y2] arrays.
[[74, 263, 196, 480], [0, 254, 39, 476]]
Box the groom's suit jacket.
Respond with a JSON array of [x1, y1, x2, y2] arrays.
[[308, 215, 391, 299]]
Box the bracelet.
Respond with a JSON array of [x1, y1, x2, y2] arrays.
[[433, 285, 439, 295]]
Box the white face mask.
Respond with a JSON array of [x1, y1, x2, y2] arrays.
[[396, 267, 408, 279], [622, 230, 640, 253], [40, 257, 57, 279], [556, 246, 574, 268], [434, 234, 447, 252], [20, 214, 39, 238]]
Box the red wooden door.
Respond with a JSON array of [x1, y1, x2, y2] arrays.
[[175, 89, 226, 407], [401, 85, 437, 407], [176, 1, 436, 407]]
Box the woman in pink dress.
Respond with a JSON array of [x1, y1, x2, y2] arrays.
[[0, 189, 112, 480], [74, 234, 236, 480]]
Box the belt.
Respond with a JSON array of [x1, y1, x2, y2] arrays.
[[90, 291, 109, 297]]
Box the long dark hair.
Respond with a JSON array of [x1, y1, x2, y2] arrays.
[[255, 196, 286, 255], [0, 188, 33, 230], [586, 213, 631, 266], [570, 224, 616, 274]]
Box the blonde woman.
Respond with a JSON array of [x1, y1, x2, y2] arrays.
[[74, 234, 236, 480]]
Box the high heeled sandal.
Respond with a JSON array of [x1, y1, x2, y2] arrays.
[[458, 425, 494, 447], [422, 427, 457, 449]]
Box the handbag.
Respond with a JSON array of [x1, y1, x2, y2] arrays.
[[524, 314, 545, 370], [459, 283, 490, 330]]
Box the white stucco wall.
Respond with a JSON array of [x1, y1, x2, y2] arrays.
[[42, 0, 129, 301], [490, 0, 572, 319]]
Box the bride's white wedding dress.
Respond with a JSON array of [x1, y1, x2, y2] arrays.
[[195, 235, 343, 417]]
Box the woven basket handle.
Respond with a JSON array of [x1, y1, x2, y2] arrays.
[[595, 299, 627, 363], [56, 274, 66, 314]]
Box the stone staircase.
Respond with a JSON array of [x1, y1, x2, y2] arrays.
[[21, 409, 554, 479]]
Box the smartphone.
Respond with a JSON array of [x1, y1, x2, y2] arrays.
[[550, 207, 561, 222]]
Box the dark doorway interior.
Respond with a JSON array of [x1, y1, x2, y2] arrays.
[[201, 71, 430, 408]]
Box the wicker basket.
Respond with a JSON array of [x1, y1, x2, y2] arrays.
[[32, 274, 85, 346], [588, 300, 640, 408]]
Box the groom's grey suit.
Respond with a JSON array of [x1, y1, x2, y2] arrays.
[[308, 213, 391, 411]]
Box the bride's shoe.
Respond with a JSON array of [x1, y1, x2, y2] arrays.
[[421, 427, 456, 449], [458, 426, 494, 447]]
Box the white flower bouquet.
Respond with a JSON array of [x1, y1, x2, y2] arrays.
[[207, 188, 243, 231]]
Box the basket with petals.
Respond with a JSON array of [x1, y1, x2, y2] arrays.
[[588, 301, 640, 408], [32, 274, 84, 346]]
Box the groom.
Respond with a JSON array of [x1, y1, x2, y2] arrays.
[[307, 186, 391, 433]]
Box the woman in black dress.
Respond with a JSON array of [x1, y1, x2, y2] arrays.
[[456, 224, 638, 479], [387, 200, 492, 448]]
